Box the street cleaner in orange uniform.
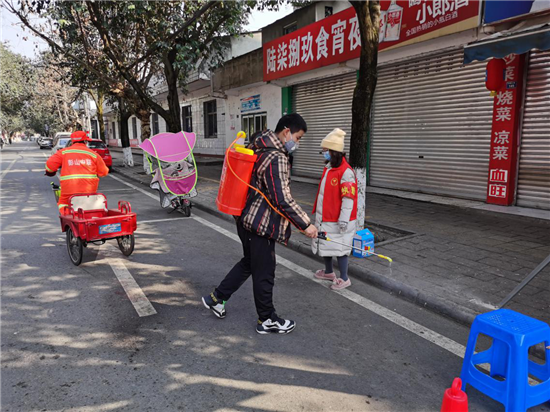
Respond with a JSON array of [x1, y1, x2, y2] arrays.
[[45, 131, 109, 214]]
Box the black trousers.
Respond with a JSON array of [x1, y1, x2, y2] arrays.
[[215, 222, 276, 321]]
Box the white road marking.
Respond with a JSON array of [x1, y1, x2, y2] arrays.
[[98, 244, 157, 317], [108, 172, 469, 358], [191, 215, 467, 359], [109, 173, 157, 201], [140, 217, 191, 224], [3, 168, 49, 173], [0, 158, 18, 181], [98, 188, 136, 193]]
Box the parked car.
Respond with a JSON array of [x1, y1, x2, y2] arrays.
[[51, 133, 72, 154], [39, 138, 53, 150], [65, 139, 112, 170]]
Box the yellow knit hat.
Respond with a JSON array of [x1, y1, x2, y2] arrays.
[[321, 128, 346, 152]]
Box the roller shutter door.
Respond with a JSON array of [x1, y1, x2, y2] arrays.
[[516, 50, 550, 210], [370, 49, 494, 200], [292, 73, 356, 178]]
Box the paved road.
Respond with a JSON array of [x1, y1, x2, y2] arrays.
[[2, 142, 548, 411]]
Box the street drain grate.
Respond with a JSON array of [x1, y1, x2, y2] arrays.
[[364, 221, 417, 245]]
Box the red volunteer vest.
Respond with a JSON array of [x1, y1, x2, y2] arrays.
[[312, 158, 358, 222]]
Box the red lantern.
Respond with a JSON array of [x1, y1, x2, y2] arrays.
[[486, 58, 506, 96]]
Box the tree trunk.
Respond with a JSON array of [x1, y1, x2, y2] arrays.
[[119, 99, 134, 167], [162, 52, 182, 133], [138, 107, 151, 142], [349, 1, 380, 231], [91, 89, 106, 142], [137, 107, 152, 174]]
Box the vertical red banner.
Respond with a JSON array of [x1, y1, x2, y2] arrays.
[[486, 54, 525, 206]]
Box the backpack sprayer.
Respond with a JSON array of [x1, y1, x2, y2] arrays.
[[215, 131, 393, 264]]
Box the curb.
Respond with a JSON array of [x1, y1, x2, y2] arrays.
[[286, 234, 480, 326], [111, 165, 479, 326], [195, 199, 481, 326]]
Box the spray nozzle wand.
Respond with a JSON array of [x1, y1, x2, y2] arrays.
[[317, 231, 393, 263]]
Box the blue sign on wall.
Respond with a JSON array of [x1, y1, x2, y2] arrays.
[[241, 95, 261, 113], [485, 0, 550, 24]]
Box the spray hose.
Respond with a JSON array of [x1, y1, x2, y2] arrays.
[[225, 132, 392, 264]]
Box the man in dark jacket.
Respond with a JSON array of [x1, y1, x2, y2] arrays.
[[202, 114, 318, 334]]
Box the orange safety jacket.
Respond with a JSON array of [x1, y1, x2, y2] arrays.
[[45, 142, 109, 212]]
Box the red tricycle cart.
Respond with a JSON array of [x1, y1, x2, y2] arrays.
[[59, 193, 137, 265]]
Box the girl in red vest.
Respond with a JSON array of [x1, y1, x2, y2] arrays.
[[311, 128, 358, 290]]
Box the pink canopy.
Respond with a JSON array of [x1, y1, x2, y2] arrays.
[[139, 131, 196, 162]]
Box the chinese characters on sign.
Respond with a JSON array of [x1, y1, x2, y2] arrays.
[[264, 8, 361, 81], [385, 0, 476, 43], [486, 54, 525, 205], [264, 1, 480, 81], [241, 95, 261, 113], [68, 159, 92, 167]]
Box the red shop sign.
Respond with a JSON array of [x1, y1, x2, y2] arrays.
[[263, 1, 480, 81], [486, 54, 525, 206]]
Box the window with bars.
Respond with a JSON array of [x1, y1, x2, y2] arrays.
[[283, 22, 297, 35], [204, 100, 217, 138], [152, 113, 159, 135], [241, 112, 267, 142], [182, 106, 193, 133]]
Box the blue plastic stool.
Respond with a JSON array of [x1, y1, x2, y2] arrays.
[[460, 309, 550, 411]]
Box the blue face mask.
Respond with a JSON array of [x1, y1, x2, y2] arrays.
[[323, 151, 331, 161], [285, 140, 297, 154]]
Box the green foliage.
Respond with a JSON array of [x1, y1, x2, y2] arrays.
[[0, 43, 78, 135], [7, 0, 302, 132], [0, 43, 33, 117]]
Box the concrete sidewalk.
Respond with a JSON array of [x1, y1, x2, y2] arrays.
[[109, 148, 550, 327]]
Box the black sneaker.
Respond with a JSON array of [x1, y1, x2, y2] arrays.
[[201, 292, 226, 319], [256, 314, 296, 334]]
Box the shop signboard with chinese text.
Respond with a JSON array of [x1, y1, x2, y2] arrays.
[[241, 95, 261, 113], [486, 54, 525, 205], [264, 1, 481, 81]]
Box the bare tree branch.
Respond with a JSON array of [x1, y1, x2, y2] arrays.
[[85, 1, 168, 119], [126, 0, 217, 72], [2, 0, 120, 90]]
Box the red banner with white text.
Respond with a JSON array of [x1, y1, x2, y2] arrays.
[[263, 1, 480, 81], [486, 54, 525, 206]]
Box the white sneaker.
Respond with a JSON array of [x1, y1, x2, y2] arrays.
[[256, 314, 296, 334], [201, 293, 226, 319]]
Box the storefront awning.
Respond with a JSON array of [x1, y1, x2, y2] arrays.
[[464, 25, 550, 64]]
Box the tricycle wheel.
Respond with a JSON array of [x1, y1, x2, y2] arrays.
[[181, 200, 192, 217], [117, 235, 135, 256], [66, 228, 83, 266]]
